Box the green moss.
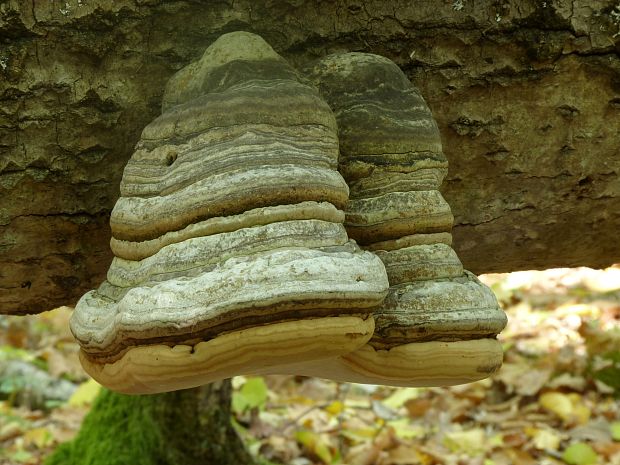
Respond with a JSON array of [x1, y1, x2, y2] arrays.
[[46, 384, 254, 465]]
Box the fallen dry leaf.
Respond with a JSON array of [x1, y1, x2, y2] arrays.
[[443, 428, 487, 455], [496, 363, 553, 396], [539, 392, 591, 425]]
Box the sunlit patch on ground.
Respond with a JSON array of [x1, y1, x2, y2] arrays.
[[1, 266, 619, 465]]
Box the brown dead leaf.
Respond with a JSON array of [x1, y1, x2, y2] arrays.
[[21, 410, 45, 421], [47, 406, 88, 443], [496, 362, 553, 396], [404, 398, 433, 418], [43, 347, 83, 379], [434, 395, 472, 423], [344, 442, 383, 465], [547, 373, 587, 391], [449, 378, 492, 404], [376, 427, 399, 451], [4, 322, 28, 348], [594, 442, 620, 458], [259, 435, 301, 463], [0, 422, 23, 441], [490, 448, 538, 465], [475, 402, 519, 424], [501, 431, 529, 448], [387, 444, 425, 464], [248, 411, 276, 439]]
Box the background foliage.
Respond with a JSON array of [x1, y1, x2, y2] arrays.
[[1, 267, 619, 465]]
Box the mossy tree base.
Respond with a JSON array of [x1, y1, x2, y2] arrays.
[[46, 380, 253, 465]]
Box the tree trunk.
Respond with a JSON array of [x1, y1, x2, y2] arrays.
[[1, 0, 619, 316], [45, 382, 253, 465], [1, 1, 619, 464]]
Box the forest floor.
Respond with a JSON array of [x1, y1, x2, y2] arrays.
[[0, 267, 619, 465]]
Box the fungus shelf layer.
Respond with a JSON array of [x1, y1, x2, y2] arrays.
[[283, 52, 507, 386], [70, 33, 389, 394]]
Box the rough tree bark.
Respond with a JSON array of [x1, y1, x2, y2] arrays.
[[1, 1, 619, 464], [1, 0, 619, 316]]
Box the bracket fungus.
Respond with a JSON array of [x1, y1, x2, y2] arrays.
[[71, 34, 506, 393], [70, 33, 389, 394], [284, 53, 508, 386]]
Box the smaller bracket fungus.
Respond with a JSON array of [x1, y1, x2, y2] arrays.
[[290, 53, 507, 386], [70, 33, 389, 394]]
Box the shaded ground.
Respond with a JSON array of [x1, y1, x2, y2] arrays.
[[1, 267, 619, 465]]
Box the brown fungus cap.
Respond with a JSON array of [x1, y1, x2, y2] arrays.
[[305, 53, 447, 184], [291, 52, 507, 386]]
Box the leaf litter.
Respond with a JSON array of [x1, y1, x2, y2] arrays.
[[0, 266, 619, 465]]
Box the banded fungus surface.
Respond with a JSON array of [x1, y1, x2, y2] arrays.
[[70, 35, 506, 394], [284, 53, 508, 386], [70, 33, 389, 394]]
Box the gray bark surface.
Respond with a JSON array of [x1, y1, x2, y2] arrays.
[[1, 0, 619, 314]]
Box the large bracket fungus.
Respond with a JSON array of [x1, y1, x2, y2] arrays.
[[70, 33, 389, 394], [284, 53, 508, 386], [70, 33, 506, 393]]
